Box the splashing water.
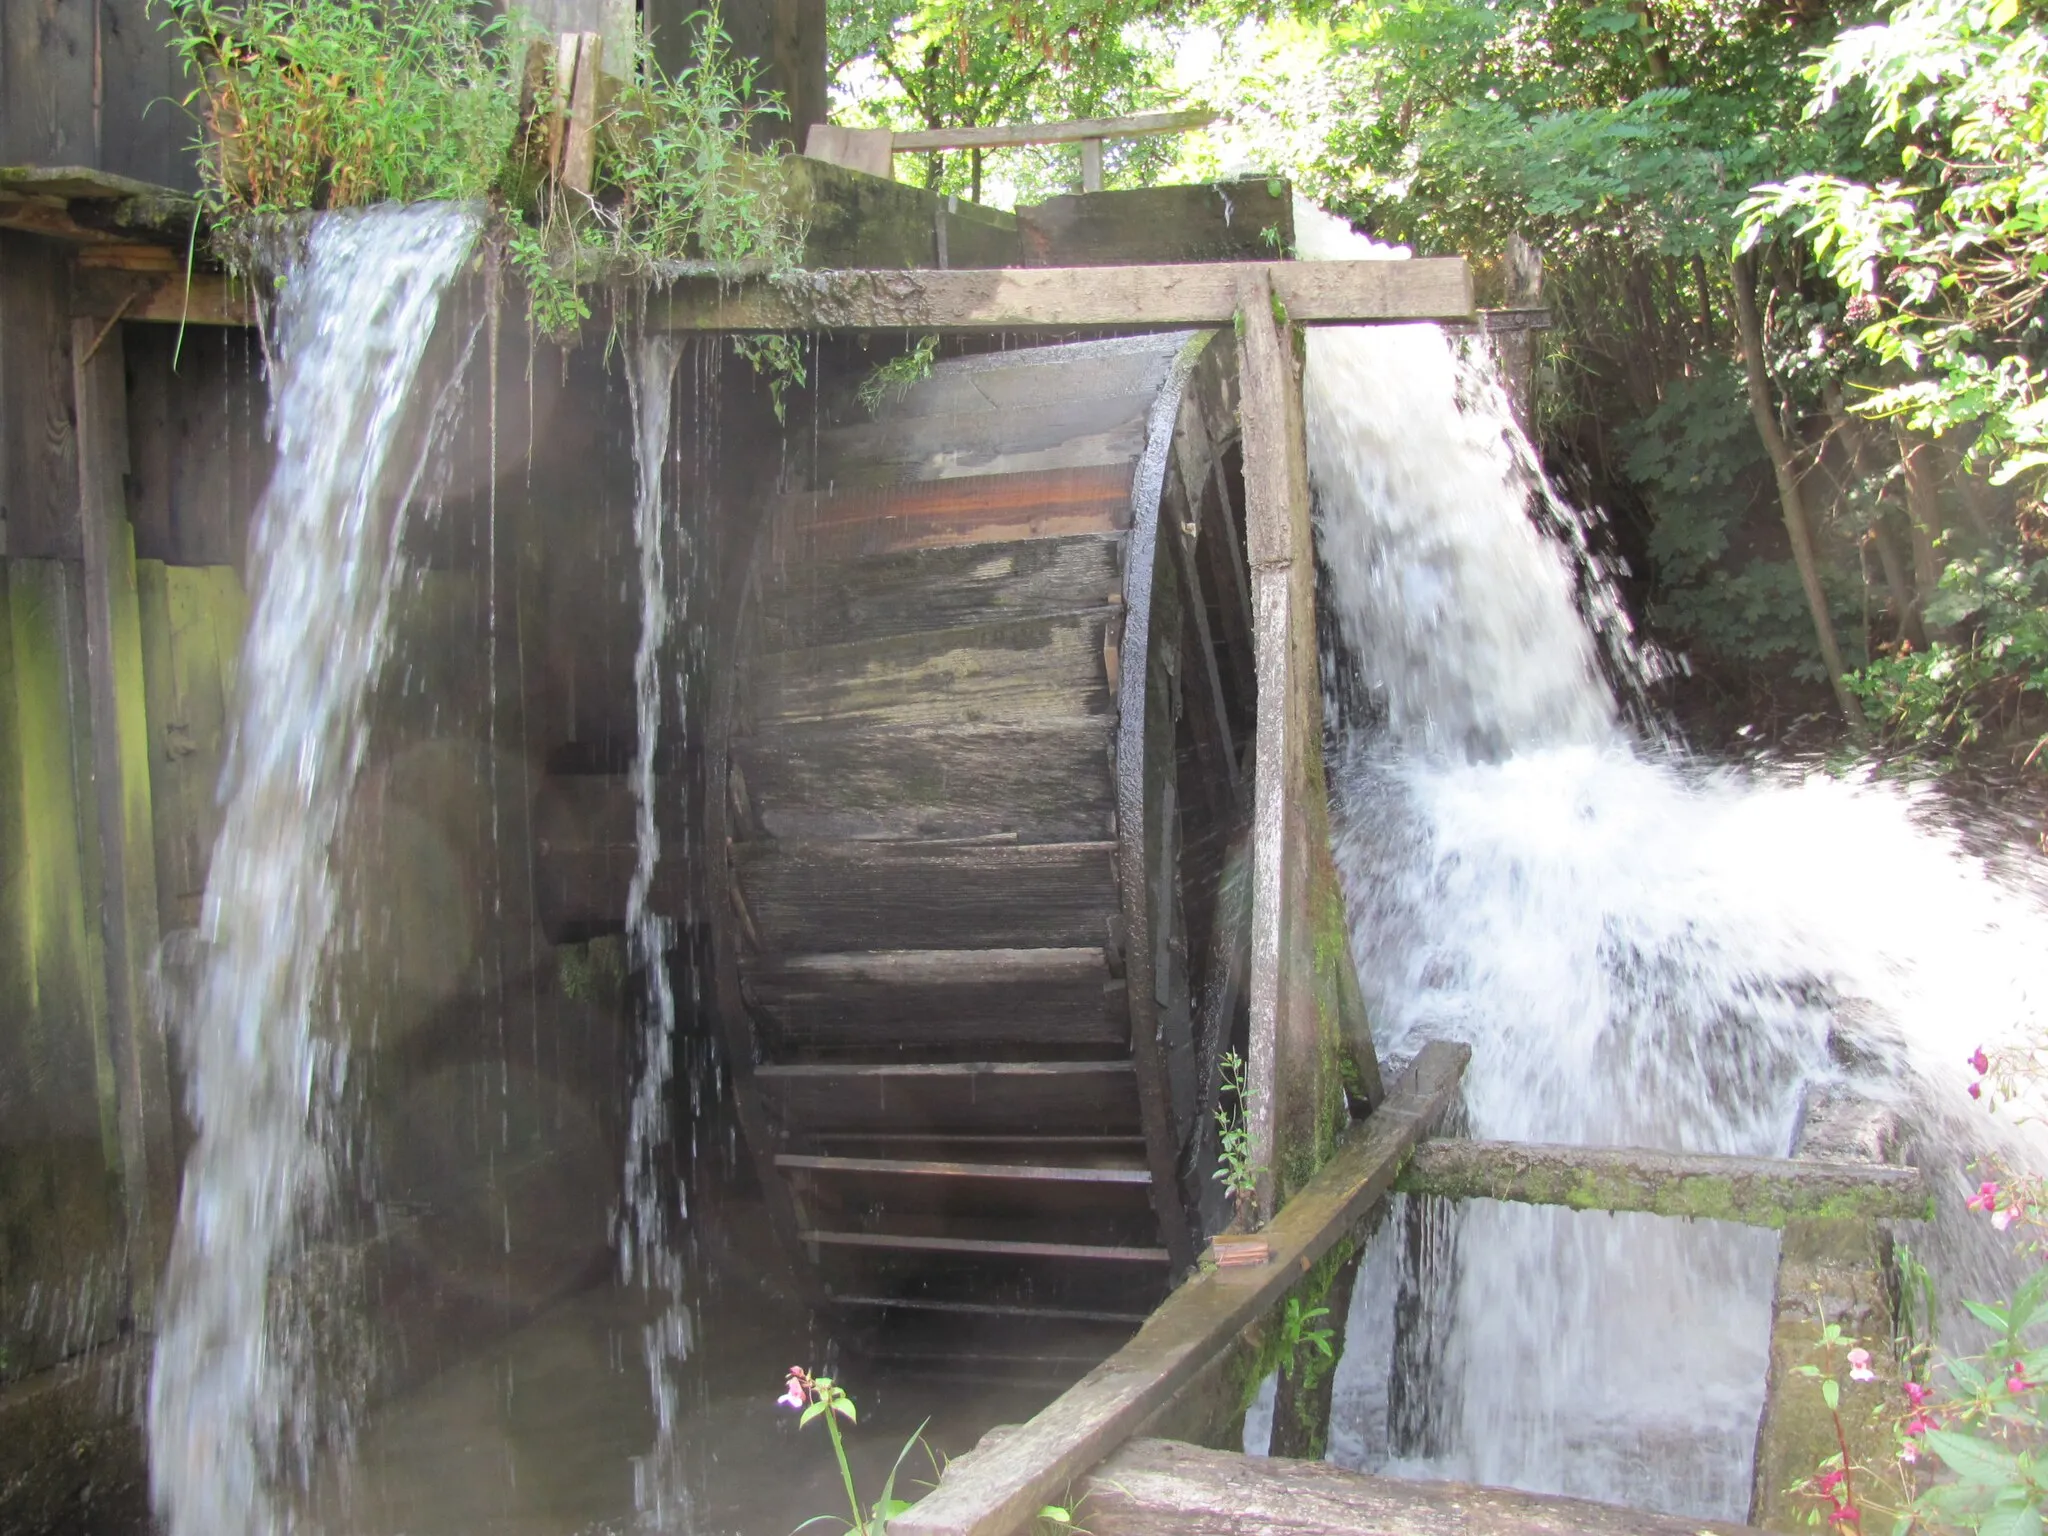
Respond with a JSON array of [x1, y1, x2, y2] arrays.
[[622, 333, 694, 1530], [1297, 206, 2048, 1517], [147, 203, 480, 1536]]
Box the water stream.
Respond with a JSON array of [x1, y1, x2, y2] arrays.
[[621, 332, 693, 1530], [146, 203, 481, 1536], [1296, 206, 2048, 1518]]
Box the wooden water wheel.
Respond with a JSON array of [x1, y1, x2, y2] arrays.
[[708, 329, 1259, 1352]]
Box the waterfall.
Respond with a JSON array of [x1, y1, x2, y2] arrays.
[[1298, 205, 2048, 1518], [146, 203, 480, 1536], [621, 333, 694, 1530]]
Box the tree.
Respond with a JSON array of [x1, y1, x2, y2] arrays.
[[828, 0, 1177, 198]]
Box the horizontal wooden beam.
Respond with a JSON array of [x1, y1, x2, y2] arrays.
[[650, 258, 1472, 331], [82, 254, 1474, 334], [72, 267, 256, 327], [893, 111, 1218, 154], [1078, 1439, 1762, 1536], [1394, 1139, 1933, 1227], [889, 1040, 1471, 1536]]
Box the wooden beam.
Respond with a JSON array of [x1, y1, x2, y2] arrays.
[[86, 256, 1473, 332], [1394, 1139, 1934, 1227], [893, 110, 1218, 154], [888, 1041, 1469, 1536], [647, 258, 1473, 331], [1076, 1439, 1763, 1536], [1237, 268, 1380, 1225], [71, 320, 175, 1321], [73, 267, 256, 327]]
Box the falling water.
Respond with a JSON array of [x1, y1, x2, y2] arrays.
[[147, 203, 481, 1536], [1297, 206, 2048, 1517], [621, 333, 694, 1530]]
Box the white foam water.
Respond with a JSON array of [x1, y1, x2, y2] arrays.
[[147, 203, 480, 1536], [1298, 203, 2048, 1518]]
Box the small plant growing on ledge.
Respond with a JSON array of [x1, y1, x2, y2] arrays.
[[1215, 1049, 1263, 1230], [159, 0, 803, 343], [857, 335, 940, 416]]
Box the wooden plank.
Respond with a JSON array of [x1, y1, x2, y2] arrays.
[[649, 258, 1474, 331], [134, 563, 246, 932], [1238, 268, 1373, 1223], [744, 944, 1126, 1052], [0, 560, 128, 1375], [779, 1154, 1152, 1184], [1394, 1139, 1934, 1227], [888, 1042, 1470, 1536], [94, 258, 1472, 333], [818, 394, 1152, 486], [803, 1231, 1170, 1264], [831, 1295, 1149, 1326], [1019, 180, 1292, 269], [0, 7, 96, 166], [874, 340, 1179, 421], [736, 837, 1120, 952], [749, 613, 1113, 731], [72, 321, 173, 1319], [756, 1060, 1141, 1136], [759, 534, 1124, 649], [893, 111, 1219, 153], [736, 718, 1114, 843], [1077, 1439, 1762, 1536], [70, 267, 256, 327], [2, 235, 83, 559], [773, 466, 1132, 563], [99, 0, 197, 189]]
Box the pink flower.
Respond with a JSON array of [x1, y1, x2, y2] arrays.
[[1900, 1440, 1919, 1464], [778, 1367, 811, 1410], [1971, 1081, 1984, 1099], [1828, 1503, 1861, 1526], [2010, 1368, 2031, 1395], [1904, 1381, 1931, 1407], [1995, 1207, 2018, 1231], [1817, 1469, 1846, 1495], [1969, 1182, 2001, 1213], [1906, 1413, 1938, 1437], [1971, 1047, 1991, 1076], [1848, 1348, 1876, 1383]]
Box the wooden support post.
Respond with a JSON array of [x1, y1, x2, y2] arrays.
[[890, 1042, 1467, 1536], [1394, 1139, 1934, 1227], [71, 319, 173, 1322], [556, 32, 604, 196], [1237, 268, 1382, 1225]]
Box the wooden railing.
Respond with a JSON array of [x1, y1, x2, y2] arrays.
[[805, 109, 1218, 192]]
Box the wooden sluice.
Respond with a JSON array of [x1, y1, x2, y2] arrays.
[[1, 106, 1933, 1536]]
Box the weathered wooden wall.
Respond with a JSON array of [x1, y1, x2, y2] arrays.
[[0, 0, 198, 190]]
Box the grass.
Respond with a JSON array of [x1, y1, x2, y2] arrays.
[[160, 0, 806, 341]]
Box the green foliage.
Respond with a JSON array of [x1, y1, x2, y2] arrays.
[[160, 0, 517, 217], [1905, 1268, 2048, 1533], [1214, 1048, 1262, 1228], [162, 0, 801, 340], [857, 334, 939, 414], [1276, 1296, 1336, 1386], [732, 333, 810, 423], [829, 0, 1179, 199], [785, 1369, 934, 1536], [1741, 0, 2048, 488], [1848, 547, 2048, 765], [573, 16, 803, 275]]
